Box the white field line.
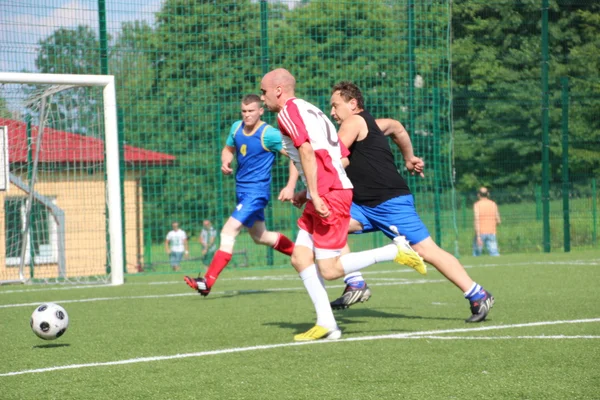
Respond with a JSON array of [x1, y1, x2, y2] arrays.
[[1, 318, 598, 378], [405, 335, 600, 340], [1, 258, 597, 295], [0, 279, 447, 309]]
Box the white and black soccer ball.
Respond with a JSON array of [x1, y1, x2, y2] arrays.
[[30, 303, 69, 340]]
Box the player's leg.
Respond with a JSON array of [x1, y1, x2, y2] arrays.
[[185, 193, 258, 295], [184, 215, 244, 295], [363, 194, 494, 322], [331, 212, 371, 310], [329, 213, 374, 310], [329, 242, 372, 310], [485, 234, 500, 256], [412, 237, 494, 322], [384, 194, 493, 321], [292, 226, 341, 342], [248, 220, 295, 256], [170, 251, 182, 272], [473, 235, 483, 256], [312, 190, 412, 280]]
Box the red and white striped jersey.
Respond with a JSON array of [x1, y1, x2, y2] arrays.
[[277, 97, 353, 197]]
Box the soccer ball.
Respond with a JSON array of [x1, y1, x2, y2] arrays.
[[30, 303, 69, 340]]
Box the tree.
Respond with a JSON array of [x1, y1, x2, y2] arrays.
[[452, 1, 600, 196], [0, 97, 12, 119], [29, 25, 104, 135]]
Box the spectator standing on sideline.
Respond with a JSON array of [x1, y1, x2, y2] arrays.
[[199, 219, 218, 265], [473, 187, 501, 256], [165, 222, 189, 271]]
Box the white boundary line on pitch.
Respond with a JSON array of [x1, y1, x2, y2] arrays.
[[404, 335, 600, 340], [1, 318, 598, 378], [0, 279, 448, 309], [1, 258, 597, 295]]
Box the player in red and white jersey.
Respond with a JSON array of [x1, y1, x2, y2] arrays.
[[277, 97, 353, 198], [261, 68, 421, 341]]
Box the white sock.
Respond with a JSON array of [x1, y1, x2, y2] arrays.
[[340, 244, 397, 275], [464, 282, 482, 298], [344, 272, 364, 285], [299, 264, 337, 330]]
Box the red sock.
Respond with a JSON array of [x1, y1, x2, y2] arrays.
[[204, 250, 232, 288], [273, 233, 295, 256]]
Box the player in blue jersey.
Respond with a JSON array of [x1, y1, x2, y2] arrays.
[[184, 94, 295, 296]]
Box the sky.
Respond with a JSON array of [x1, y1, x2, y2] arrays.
[[0, 0, 301, 74], [0, 0, 301, 111], [0, 0, 163, 73]]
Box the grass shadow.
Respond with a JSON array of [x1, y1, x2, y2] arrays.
[[32, 343, 71, 349], [264, 307, 465, 336]]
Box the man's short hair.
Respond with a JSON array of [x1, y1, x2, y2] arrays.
[[332, 81, 365, 109], [242, 94, 262, 105], [478, 187, 489, 197]]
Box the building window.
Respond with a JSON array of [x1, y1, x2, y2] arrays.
[[5, 197, 57, 265]]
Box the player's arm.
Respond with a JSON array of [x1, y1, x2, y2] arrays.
[[279, 160, 299, 202], [337, 114, 364, 149], [496, 204, 502, 225], [221, 145, 235, 175], [297, 142, 329, 218], [222, 122, 240, 175], [473, 205, 482, 244], [376, 118, 424, 178]]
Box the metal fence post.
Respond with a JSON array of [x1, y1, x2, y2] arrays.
[[561, 77, 570, 252], [541, 0, 551, 252]]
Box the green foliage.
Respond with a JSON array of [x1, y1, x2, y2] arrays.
[[0, 97, 12, 118], [25, 25, 105, 134], [452, 0, 600, 193], [103, 0, 452, 242], [6, 0, 597, 252]]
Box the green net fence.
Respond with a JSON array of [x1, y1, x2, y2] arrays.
[[452, 1, 599, 255], [0, 0, 597, 278]]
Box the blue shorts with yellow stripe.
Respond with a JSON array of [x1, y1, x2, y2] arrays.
[[350, 194, 430, 245]]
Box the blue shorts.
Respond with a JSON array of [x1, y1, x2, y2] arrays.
[[350, 195, 430, 245], [169, 251, 184, 267], [232, 192, 269, 228]]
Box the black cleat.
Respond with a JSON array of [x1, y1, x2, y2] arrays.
[[184, 276, 211, 297], [466, 290, 494, 322], [330, 284, 372, 310]]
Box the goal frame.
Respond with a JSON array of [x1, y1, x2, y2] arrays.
[[0, 72, 124, 286]]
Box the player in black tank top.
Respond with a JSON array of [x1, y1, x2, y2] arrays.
[[326, 81, 495, 323], [345, 110, 411, 207]]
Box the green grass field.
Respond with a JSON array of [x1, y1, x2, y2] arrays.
[[1, 251, 599, 399]]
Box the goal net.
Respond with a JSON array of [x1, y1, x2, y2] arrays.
[[0, 73, 123, 285]]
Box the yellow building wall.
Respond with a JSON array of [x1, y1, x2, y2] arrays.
[[0, 173, 142, 281]]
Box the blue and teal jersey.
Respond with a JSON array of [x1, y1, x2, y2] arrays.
[[226, 120, 283, 194]]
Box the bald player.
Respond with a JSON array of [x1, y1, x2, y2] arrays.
[[260, 68, 425, 341]]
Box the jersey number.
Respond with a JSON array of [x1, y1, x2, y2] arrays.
[[307, 110, 338, 147]]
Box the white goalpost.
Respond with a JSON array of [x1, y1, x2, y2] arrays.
[[0, 73, 124, 285]]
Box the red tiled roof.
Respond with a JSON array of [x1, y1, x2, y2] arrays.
[[1, 118, 175, 165]]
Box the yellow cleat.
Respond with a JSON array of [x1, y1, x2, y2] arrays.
[[294, 325, 342, 342], [393, 235, 427, 275]]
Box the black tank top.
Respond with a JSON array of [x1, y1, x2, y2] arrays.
[[345, 111, 411, 206]]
